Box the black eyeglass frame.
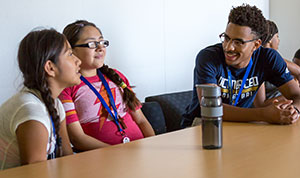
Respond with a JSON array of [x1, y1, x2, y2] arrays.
[[73, 40, 109, 49], [219, 32, 258, 46]]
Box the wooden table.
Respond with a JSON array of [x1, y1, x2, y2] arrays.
[[1, 121, 300, 178]]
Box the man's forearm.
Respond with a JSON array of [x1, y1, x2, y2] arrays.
[[222, 103, 266, 122]]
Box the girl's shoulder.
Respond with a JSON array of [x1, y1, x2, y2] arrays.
[[60, 76, 98, 96], [0, 88, 44, 113], [17, 87, 45, 105], [0, 88, 51, 131], [113, 69, 130, 85], [113, 69, 127, 79]]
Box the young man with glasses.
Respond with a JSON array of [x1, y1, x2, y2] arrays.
[[181, 4, 300, 127]]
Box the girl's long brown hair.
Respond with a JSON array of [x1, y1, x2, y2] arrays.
[[18, 29, 66, 157]]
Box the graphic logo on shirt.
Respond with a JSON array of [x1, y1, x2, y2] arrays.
[[285, 67, 290, 74], [61, 76, 127, 129], [218, 76, 259, 102], [97, 83, 121, 131]]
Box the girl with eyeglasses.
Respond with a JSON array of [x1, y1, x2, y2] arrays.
[[59, 20, 155, 151], [0, 29, 81, 170]]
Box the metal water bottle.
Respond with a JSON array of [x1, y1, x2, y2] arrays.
[[196, 85, 223, 149]]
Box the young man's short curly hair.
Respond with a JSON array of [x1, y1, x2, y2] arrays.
[[228, 4, 267, 39]]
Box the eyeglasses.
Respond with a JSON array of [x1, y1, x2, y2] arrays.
[[219, 33, 257, 48], [73, 40, 109, 49]]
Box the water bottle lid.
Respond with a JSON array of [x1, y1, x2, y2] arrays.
[[196, 84, 221, 97]]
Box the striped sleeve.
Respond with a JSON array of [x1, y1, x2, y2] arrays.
[[58, 87, 79, 124]]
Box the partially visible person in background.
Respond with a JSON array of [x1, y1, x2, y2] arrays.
[[0, 29, 80, 170], [292, 48, 300, 67], [253, 20, 300, 107]]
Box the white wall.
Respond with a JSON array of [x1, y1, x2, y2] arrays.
[[269, 0, 300, 59], [0, 0, 268, 104]]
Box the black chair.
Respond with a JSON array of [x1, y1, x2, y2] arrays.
[[141, 101, 167, 135], [145, 90, 193, 132]]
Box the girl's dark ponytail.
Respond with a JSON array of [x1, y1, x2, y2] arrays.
[[39, 80, 62, 157], [100, 64, 141, 111]]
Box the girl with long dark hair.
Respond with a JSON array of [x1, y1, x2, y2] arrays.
[[0, 29, 81, 169]]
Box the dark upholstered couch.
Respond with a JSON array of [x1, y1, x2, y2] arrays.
[[141, 90, 193, 134]]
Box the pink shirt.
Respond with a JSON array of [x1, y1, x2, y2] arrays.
[[59, 70, 143, 145]]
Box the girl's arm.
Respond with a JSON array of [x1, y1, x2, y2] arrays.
[[59, 119, 73, 155], [254, 82, 287, 108], [16, 120, 48, 165], [131, 109, 155, 137], [67, 121, 109, 151], [59, 89, 109, 151], [253, 82, 267, 107], [285, 59, 300, 82]]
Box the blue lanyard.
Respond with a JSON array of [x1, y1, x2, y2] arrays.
[[80, 71, 123, 132], [48, 116, 57, 159], [50, 117, 56, 136], [227, 58, 253, 106]]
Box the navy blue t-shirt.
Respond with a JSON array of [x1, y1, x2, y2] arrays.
[[181, 43, 293, 127]]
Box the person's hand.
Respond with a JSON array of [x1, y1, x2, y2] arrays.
[[264, 99, 299, 124]]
